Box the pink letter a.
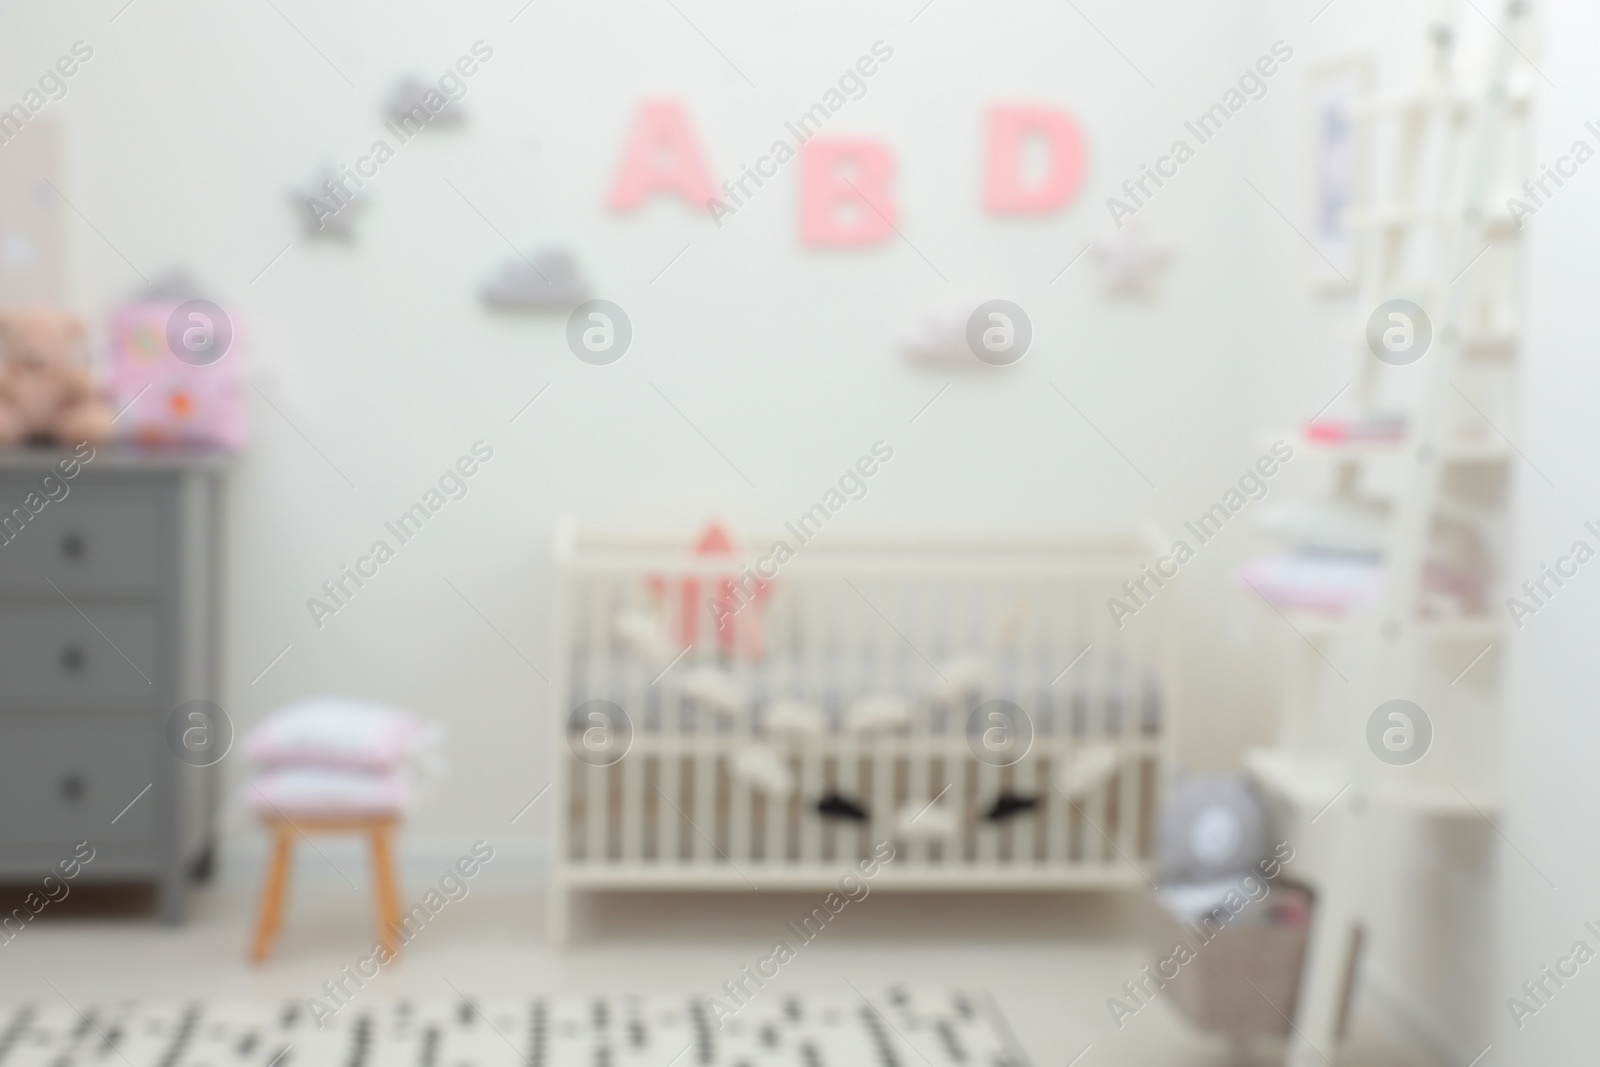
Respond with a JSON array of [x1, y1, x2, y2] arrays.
[[608, 100, 715, 212]]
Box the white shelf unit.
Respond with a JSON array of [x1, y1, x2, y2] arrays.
[[1246, 5, 1531, 1064], [1244, 747, 1493, 821]]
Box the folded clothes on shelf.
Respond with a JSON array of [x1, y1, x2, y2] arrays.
[[1240, 552, 1383, 613], [1256, 497, 1387, 555], [1305, 411, 1407, 443], [1240, 551, 1481, 615]]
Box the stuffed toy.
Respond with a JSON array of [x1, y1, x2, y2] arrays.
[[0, 308, 112, 447], [1157, 773, 1271, 884]]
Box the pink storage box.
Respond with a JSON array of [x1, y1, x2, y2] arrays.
[[107, 295, 246, 449]]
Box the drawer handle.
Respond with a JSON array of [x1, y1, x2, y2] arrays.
[[59, 646, 86, 674], [59, 533, 86, 560], [59, 775, 84, 803]]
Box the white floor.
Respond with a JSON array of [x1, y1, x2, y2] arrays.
[[0, 870, 1420, 1067]]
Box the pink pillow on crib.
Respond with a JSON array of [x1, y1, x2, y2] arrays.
[[244, 696, 442, 772]]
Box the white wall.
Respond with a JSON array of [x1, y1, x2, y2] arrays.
[[1495, 0, 1600, 1059]]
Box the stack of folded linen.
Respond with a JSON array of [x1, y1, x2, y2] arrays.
[[241, 696, 444, 820]]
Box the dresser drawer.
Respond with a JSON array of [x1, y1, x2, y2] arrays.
[[0, 483, 160, 592], [0, 607, 158, 706], [0, 719, 153, 844]]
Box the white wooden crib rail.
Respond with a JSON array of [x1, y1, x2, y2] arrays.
[[549, 528, 1176, 938]]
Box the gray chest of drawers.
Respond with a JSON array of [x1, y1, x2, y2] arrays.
[[0, 448, 226, 923]]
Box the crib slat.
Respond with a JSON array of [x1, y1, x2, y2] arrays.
[[907, 707, 930, 867], [1117, 664, 1143, 870], [1044, 579, 1069, 866], [951, 589, 972, 864], [585, 580, 608, 862], [730, 671, 752, 863], [837, 578, 862, 862], [871, 577, 898, 857], [620, 579, 645, 863], [762, 597, 786, 863], [659, 679, 682, 863], [1085, 651, 1111, 866], [1014, 720, 1037, 863], [974, 578, 1001, 869], [997, 578, 1016, 866], [799, 578, 823, 867], [693, 675, 715, 865], [904, 579, 930, 867]]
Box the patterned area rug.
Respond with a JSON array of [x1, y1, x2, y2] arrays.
[[0, 988, 1029, 1066]]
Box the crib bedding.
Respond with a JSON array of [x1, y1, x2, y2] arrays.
[[566, 648, 1163, 737]]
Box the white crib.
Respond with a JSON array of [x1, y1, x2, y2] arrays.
[[549, 524, 1178, 940]]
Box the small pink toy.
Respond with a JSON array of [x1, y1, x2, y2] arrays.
[[646, 520, 773, 658]]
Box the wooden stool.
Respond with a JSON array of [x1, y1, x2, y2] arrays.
[[250, 816, 402, 963]]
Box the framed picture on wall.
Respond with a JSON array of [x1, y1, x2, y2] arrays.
[[1309, 57, 1370, 294], [0, 118, 65, 305]]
